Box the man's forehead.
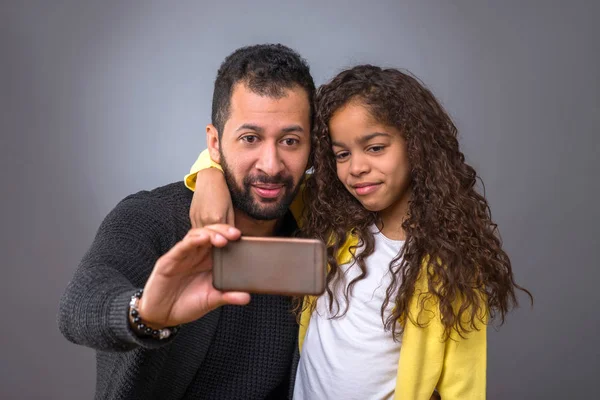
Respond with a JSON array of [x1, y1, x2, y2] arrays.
[[229, 83, 310, 112], [225, 83, 311, 133]]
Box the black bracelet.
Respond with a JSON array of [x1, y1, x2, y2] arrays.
[[129, 289, 180, 340]]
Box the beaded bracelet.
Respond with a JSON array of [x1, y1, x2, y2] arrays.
[[129, 289, 180, 340]]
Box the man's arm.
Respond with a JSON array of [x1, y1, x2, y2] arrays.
[[57, 195, 251, 352], [57, 196, 173, 351]]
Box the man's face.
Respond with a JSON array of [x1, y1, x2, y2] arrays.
[[216, 83, 311, 220]]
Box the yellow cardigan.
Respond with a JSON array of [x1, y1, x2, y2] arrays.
[[185, 150, 487, 400]]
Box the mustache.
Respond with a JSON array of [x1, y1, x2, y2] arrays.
[[244, 172, 293, 187]]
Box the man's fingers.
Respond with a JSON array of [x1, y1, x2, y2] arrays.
[[187, 225, 240, 239], [155, 226, 240, 276], [186, 228, 229, 248], [158, 226, 227, 269], [207, 290, 251, 311], [154, 233, 211, 277], [221, 291, 251, 306], [198, 224, 241, 244], [168, 231, 210, 260]]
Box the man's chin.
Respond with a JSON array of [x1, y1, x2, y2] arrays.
[[247, 204, 287, 220], [239, 195, 290, 220]]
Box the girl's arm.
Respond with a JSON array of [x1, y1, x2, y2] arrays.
[[185, 149, 234, 228], [436, 302, 487, 399], [397, 269, 487, 400], [184, 149, 307, 228]]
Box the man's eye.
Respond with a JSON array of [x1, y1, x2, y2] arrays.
[[282, 138, 299, 146], [241, 135, 258, 144]]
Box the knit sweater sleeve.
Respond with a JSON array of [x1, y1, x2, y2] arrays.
[[58, 194, 176, 352]]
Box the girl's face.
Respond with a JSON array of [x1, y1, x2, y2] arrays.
[[329, 101, 412, 226]]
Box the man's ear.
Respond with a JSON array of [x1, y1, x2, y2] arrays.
[[206, 124, 221, 164]]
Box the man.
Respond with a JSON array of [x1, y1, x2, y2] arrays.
[[58, 44, 315, 399]]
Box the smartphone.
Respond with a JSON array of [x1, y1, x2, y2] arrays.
[[212, 236, 326, 296]]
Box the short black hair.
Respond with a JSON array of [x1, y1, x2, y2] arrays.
[[211, 44, 315, 137]]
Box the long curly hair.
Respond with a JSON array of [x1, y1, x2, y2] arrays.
[[302, 65, 532, 339]]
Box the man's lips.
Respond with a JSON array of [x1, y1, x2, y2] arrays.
[[252, 184, 284, 199], [351, 182, 381, 195]]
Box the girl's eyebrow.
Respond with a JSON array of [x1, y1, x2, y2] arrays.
[[331, 132, 392, 147], [357, 132, 392, 144]]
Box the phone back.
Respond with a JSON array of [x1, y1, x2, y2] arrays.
[[212, 236, 326, 296]]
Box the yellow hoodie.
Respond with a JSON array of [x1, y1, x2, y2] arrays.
[[185, 150, 487, 400]]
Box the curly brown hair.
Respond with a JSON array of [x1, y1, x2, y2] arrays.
[[301, 65, 532, 339]]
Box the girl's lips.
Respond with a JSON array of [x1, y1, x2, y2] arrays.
[[353, 183, 381, 195], [252, 185, 283, 199]]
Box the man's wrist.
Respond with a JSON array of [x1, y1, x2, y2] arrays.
[[128, 289, 179, 340]]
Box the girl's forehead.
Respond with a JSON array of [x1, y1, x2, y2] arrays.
[[329, 103, 397, 136]]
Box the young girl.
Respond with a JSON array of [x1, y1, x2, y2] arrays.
[[186, 65, 530, 399]]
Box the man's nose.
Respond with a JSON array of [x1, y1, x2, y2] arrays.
[[255, 143, 285, 176]]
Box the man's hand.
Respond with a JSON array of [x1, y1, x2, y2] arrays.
[[137, 224, 250, 328], [190, 168, 234, 229]]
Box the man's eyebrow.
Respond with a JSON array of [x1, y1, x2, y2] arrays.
[[234, 124, 305, 134], [331, 132, 392, 147], [281, 125, 304, 133], [236, 124, 263, 133]]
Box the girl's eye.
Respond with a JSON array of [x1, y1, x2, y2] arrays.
[[368, 145, 385, 153], [335, 151, 350, 161], [281, 138, 299, 146], [241, 135, 258, 144]]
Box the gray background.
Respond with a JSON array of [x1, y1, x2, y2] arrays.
[[1, 0, 598, 399]]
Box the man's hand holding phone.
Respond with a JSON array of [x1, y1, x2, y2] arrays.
[[136, 224, 250, 330]]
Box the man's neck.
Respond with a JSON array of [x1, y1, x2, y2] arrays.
[[234, 209, 279, 236]]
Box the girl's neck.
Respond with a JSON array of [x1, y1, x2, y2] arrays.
[[376, 191, 411, 241], [376, 219, 407, 241]]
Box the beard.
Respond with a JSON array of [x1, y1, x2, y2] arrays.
[[220, 151, 303, 221]]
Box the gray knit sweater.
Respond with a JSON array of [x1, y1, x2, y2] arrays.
[[58, 182, 299, 399]]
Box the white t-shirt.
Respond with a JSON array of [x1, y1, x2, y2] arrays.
[[293, 227, 404, 400]]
